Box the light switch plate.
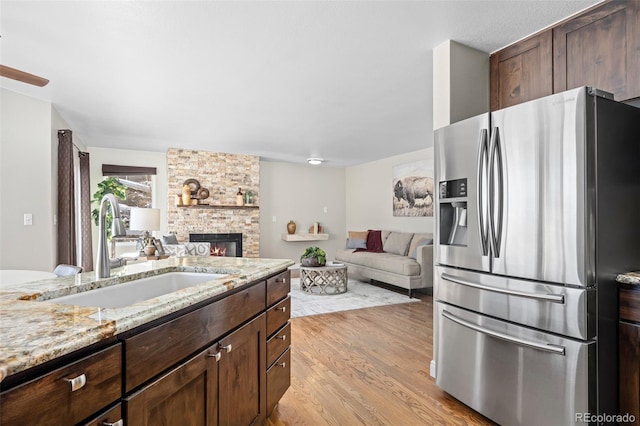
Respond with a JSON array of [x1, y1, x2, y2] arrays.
[[24, 213, 33, 226]]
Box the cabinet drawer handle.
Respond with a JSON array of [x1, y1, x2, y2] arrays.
[[276, 278, 287, 284], [208, 351, 222, 361], [220, 343, 232, 353], [101, 420, 124, 426], [63, 373, 86, 392], [279, 362, 286, 368], [277, 306, 287, 313], [278, 334, 287, 340]]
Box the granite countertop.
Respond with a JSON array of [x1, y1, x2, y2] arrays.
[[616, 271, 640, 286], [0, 256, 294, 383]]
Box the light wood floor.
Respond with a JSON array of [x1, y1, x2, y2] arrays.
[[267, 291, 495, 425]]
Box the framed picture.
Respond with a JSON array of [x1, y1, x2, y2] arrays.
[[153, 238, 165, 256], [392, 159, 434, 217]]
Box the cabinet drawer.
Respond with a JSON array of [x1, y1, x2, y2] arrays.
[[266, 348, 291, 416], [267, 296, 290, 336], [267, 322, 291, 367], [267, 270, 291, 307], [620, 288, 640, 323], [125, 281, 266, 392], [0, 344, 122, 426], [83, 403, 123, 426]]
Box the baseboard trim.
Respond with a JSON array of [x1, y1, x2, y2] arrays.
[[430, 359, 436, 379]]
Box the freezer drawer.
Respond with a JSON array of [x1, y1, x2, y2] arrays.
[[436, 303, 595, 426], [435, 266, 595, 340]]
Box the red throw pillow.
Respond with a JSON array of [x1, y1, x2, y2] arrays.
[[355, 230, 384, 253]]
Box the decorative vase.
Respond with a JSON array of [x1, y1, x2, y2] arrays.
[[144, 244, 157, 257], [287, 220, 296, 234], [236, 187, 244, 206], [181, 185, 191, 206], [301, 257, 320, 267]]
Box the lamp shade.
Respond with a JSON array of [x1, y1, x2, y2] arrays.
[[129, 208, 160, 231]]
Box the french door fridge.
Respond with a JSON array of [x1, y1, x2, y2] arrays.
[[434, 87, 640, 425]]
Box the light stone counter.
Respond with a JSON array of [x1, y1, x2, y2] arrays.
[[616, 271, 640, 286], [0, 256, 294, 383]]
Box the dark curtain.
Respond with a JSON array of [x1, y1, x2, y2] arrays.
[[79, 152, 93, 272], [57, 130, 76, 265]]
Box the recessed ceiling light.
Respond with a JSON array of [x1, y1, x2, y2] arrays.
[[307, 158, 323, 165]]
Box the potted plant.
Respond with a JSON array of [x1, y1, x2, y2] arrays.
[[300, 246, 326, 267], [91, 177, 126, 239]]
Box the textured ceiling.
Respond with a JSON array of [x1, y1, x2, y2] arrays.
[[1, 1, 598, 167]]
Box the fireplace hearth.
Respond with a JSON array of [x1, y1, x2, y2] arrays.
[[190, 233, 242, 257]]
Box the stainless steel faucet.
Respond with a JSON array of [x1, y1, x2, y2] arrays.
[[96, 193, 127, 278]]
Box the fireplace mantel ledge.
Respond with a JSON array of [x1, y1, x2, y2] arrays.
[[177, 204, 259, 209]]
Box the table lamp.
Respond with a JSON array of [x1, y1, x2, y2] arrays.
[[129, 207, 161, 256]]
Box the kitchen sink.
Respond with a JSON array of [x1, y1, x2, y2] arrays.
[[48, 272, 227, 309]]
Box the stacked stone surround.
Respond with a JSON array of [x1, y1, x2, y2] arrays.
[[167, 149, 260, 257]]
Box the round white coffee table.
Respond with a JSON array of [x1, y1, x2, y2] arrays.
[[300, 263, 348, 295]]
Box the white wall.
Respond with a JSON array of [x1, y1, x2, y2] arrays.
[[259, 161, 346, 262], [88, 147, 168, 255], [433, 40, 489, 129], [345, 148, 434, 235], [0, 89, 80, 271]]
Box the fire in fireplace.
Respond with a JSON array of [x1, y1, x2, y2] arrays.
[[190, 233, 242, 257]]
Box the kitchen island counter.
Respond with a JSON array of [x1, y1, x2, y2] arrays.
[[617, 271, 640, 286], [0, 256, 294, 382]]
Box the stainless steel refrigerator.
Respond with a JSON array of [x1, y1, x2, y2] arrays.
[[434, 87, 640, 425]]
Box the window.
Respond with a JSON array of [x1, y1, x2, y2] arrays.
[[101, 164, 157, 233]]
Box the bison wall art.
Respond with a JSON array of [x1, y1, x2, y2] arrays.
[[392, 160, 434, 217]]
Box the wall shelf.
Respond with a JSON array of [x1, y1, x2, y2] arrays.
[[177, 204, 259, 209], [281, 233, 329, 242]]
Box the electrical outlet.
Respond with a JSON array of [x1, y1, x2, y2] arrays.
[[323, 207, 328, 213], [272, 216, 277, 222], [24, 213, 33, 226]]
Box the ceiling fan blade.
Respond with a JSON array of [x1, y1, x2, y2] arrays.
[[0, 65, 49, 87]]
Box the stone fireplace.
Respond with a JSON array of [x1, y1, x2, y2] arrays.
[[190, 233, 243, 257], [167, 149, 260, 257]]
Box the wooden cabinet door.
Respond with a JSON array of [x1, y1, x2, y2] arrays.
[[554, 0, 640, 102], [620, 321, 640, 425], [125, 345, 218, 426], [218, 314, 267, 426], [489, 30, 553, 111]]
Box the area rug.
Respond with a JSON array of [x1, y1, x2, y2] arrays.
[[290, 278, 419, 318]]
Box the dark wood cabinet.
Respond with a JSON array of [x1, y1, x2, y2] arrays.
[[490, 0, 640, 110], [218, 314, 267, 425], [126, 347, 216, 426], [265, 270, 291, 417], [0, 268, 291, 426], [267, 348, 291, 415], [0, 344, 122, 426], [124, 281, 265, 392], [554, 0, 640, 102], [620, 287, 640, 425], [83, 403, 123, 426], [126, 314, 266, 426], [489, 30, 553, 111]]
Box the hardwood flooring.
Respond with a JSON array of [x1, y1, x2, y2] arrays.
[[267, 292, 495, 425]]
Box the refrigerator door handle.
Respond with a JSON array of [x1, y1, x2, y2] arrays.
[[442, 310, 566, 355], [488, 127, 504, 257], [477, 128, 489, 256], [441, 273, 565, 304]]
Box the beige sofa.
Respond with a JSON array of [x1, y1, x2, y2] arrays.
[[335, 231, 433, 298]]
